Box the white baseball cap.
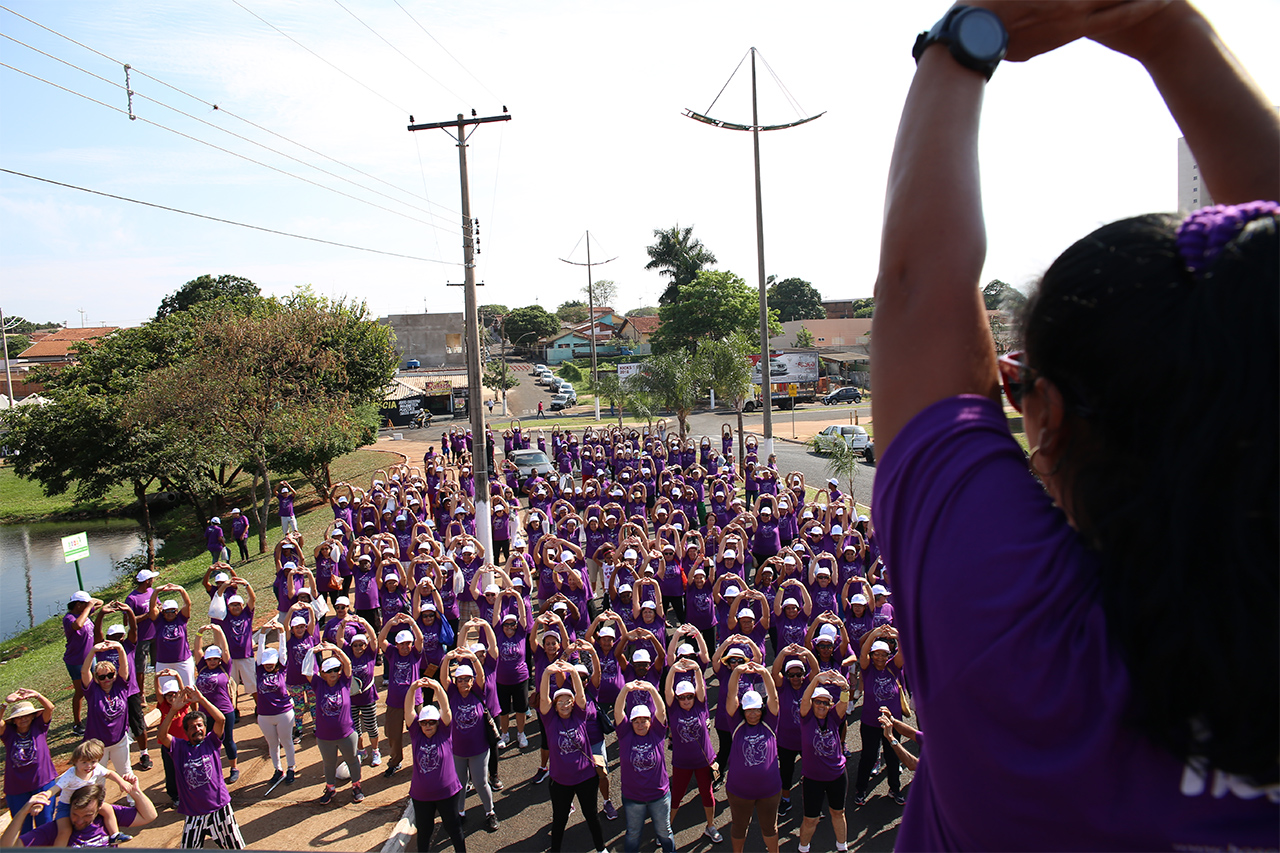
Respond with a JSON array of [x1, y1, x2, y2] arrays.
[[210, 516, 221, 524], [484, 583, 500, 595], [617, 583, 633, 593], [812, 686, 833, 701], [629, 704, 652, 720], [737, 608, 756, 620], [725, 586, 741, 597], [872, 584, 890, 596], [453, 665, 474, 678], [203, 646, 223, 659], [395, 630, 414, 644], [134, 569, 158, 583], [598, 626, 616, 639], [70, 590, 92, 604], [106, 624, 127, 638], [502, 613, 518, 624], [214, 572, 231, 583], [261, 648, 280, 666], [782, 598, 800, 609], [724, 549, 737, 559], [321, 657, 342, 672], [827, 478, 838, 486], [741, 691, 763, 710], [871, 640, 892, 653], [816, 566, 831, 577], [553, 687, 575, 701], [632, 649, 651, 664], [676, 643, 695, 656], [623, 548, 638, 560], [335, 596, 351, 606], [418, 705, 441, 722], [290, 616, 307, 627], [641, 601, 657, 610], [850, 594, 869, 606], [785, 659, 805, 672], [159, 678, 180, 695], [675, 681, 696, 696], [163, 599, 180, 611], [228, 594, 245, 605]]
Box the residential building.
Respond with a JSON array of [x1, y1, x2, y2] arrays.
[[378, 312, 465, 369], [17, 326, 118, 368], [618, 315, 659, 355]]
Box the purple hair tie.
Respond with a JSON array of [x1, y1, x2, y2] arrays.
[[1176, 200, 1280, 274]]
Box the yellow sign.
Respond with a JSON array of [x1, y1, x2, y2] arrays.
[[787, 383, 798, 397]]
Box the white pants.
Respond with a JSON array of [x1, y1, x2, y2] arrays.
[[99, 735, 131, 783], [161, 656, 197, 687], [280, 514, 299, 537], [256, 711, 296, 771]]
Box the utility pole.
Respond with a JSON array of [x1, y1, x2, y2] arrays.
[[409, 110, 511, 557], [560, 232, 616, 421], [1, 308, 17, 408], [685, 48, 823, 466]]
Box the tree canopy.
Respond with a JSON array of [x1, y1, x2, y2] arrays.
[[767, 277, 826, 322], [793, 326, 816, 348], [625, 306, 659, 317], [503, 305, 561, 347], [983, 279, 1027, 311], [649, 270, 780, 355], [583, 279, 618, 312], [645, 225, 717, 306], [155, 273, 261, 320], [850, 298, 875, 319], [556, 300, 589, 324], [479, 304, 508, 328]]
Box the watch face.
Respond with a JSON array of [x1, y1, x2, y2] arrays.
[[958, 11, 1006, 61]]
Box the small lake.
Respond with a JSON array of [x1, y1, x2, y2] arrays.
[[0, 518, 160, 642]]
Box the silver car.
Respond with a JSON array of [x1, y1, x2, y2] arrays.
[[814, 424, 875, 463], [510, 449, 553, 479]]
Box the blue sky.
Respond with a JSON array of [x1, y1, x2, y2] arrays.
[[2, 0, 1277, 329]]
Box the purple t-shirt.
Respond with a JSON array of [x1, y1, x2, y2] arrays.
[[385, 646, 422, 708], [20, 805, 137, 847], [618, 720, 669, 802], [154, 612, 191, 664], [173, 731, 230, 816], [84, 679, 129, 746], [447, 685, 489, 759], [409, 722, 461, 802], [311, 674, 353, 741], [278, 489, 295, 517], [495, 628, 529, 685], [3, 716, 56, 795], [347, 646, 379, 707], [668, 697, 714, 769], [544, 706, 596, 786], [875, 395, 1279, 850], [799, 707, 846, 781], [777, 679, 806, 752], [62, 613, 93, 668], [860, 661, 902, 726], [726, 711, 781, 800], [214, 608, 254, 660], [204, 523, 224, 553], [195, 664, 235, 715], [125, 589, 157, 642], [256, 663, 292, 716]]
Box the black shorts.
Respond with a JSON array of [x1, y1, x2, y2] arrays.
[[498, 680, 529, 715], [802, 773, 847, 817], [127, 693, 146, 741]]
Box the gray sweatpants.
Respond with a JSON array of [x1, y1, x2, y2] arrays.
[[454, 748, 493, 816], [318, 732, 360, 787]]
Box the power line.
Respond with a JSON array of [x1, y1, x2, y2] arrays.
[[0, 60, 458, 234], [0, 168, 459, 264], [391, 0, 502, 104], [0, 3, 464, 219], [331, 0, 466, 104], [0, 32, 460, 230], [227, 0, 409, 115]]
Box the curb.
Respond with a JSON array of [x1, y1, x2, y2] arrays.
[[381, 801, 415, 853]]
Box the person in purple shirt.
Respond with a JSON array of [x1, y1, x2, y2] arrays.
[[663, 662, 721, 844], [379, 614, 424, 778], [62, 591, 100, 737], [252, 639, 296, 787], [192, 632, 240, 784], [724, 664, 782, 853], [156, 684, 244, 849], [149, 583, 195, 687], [79, 639, 132, 782], [440, 651, 498, 832], [491, 605, 530, 749], [853, 628, 906, 806], [94, 608, 151, 777], [227, 509, 250, 564], [311, 643, 363, 805], [798, 672, 852, 852], [4, 782, 157, 849], [1, 690, 58, 833], [276, 481, 298, 536], [538, 661, 606, 853], [403, 679, 464, 853], [204, 517, 227, 565], [875, 3, 1278, 850], [613, 681, 674, 853], [125, 570, 159, 712]]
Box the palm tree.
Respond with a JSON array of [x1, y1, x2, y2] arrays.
[[645, 225, 717, 306]]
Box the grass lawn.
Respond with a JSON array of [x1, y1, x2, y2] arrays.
[[0, 447, 400, 764], [0, 465, 137, 523]]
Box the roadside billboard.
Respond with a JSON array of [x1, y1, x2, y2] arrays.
[[749, 350, 819, 383], [617, 362, 642, 382]]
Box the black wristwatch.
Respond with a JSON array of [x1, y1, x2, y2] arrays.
[[912, 6, 1008, 81]]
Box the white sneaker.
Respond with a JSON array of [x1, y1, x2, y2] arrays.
[[499, 733, 510, 748], [371, 749, 383, 767], [517, 733, 529, 748]]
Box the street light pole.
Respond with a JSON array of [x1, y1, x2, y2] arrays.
[[559, 232, 616, 422]]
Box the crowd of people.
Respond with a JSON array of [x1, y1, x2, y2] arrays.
[[6, 419, 915, 851]]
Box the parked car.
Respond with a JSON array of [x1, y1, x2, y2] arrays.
[[549, 378, 571, 393], [406, 359, 421, 370], [510, 449, 553, 479], [532, 364, 550, 377], [813, 424, 875, 463], [549, 393, 574, 411], [536, 372, 555, 386], [822, 386, 863, 405]]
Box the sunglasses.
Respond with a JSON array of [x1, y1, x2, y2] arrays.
[[812, 698, 832, 707], [96, 672, 116, 681], [997, 351, 1035, 413]]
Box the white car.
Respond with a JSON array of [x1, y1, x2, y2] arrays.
[[510, 449, 553, 479], [813, 424, 875, 463]]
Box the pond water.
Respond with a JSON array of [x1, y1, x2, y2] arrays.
[[0, 518, 160, 642]]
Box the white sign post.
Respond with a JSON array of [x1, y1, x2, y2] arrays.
[[62, 531, 90, 589]]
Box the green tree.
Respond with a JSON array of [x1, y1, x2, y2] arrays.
[[982, 279, 1027, 311], [155, 273, 260, 320], [793, 326, 816, 348], [629, 352, 701, 437], [482, 361, 520, 401], [625, 306, 659, 317], [649, 270, 780, 355], [479, 304, 509, 328], [3, 317, 62, 334], [503, 305, 561, 349], [767, 277, 826, 322], [695, 333, 755, 468], [850, 297, 875, 318], [583, 279, 618, 312], [556, 300, 589, 324], [645, 225, 717, 306], [4, 333, 30, 356]]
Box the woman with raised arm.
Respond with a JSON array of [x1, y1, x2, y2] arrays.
[[664, 660, 721, 844], [540, 661, 607, 853], [723, 661, 782, 853], [405, 677, 464, 852], [312, 642, 363, 806], [872, 1, 1278, 848]]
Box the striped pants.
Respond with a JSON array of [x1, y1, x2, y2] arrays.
[[180, 803, 244, 849]]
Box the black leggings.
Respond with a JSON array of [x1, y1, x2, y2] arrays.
[[854, 722, 901, 795], [716, 727, 732, 777], [550, 775, 603, 853], [779, 746, 800, 799], [493, 538, 510, 564], [235, 538, 250, 562], [222, 709, 238, 762], [413, 796, 465, 852], [667, 596, 686, 624]]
